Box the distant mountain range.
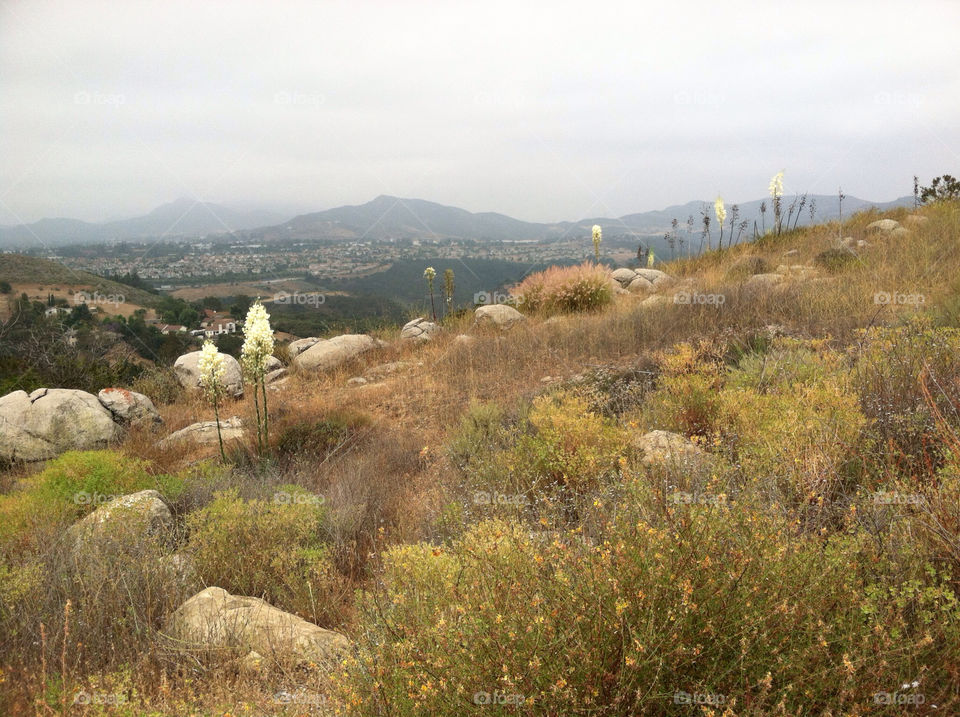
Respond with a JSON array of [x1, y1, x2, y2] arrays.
[[0, 193, 914, 249], [0, 198, 287, 248]]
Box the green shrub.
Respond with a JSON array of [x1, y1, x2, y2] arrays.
[[185, 488, 345, 625], [130, 365, 184, 405], [510, 261, 614, 315], [273, 413, 368, 462]]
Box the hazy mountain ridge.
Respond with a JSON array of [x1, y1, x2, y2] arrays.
[[0, 193, 914, 249]]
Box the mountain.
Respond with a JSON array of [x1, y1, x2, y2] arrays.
[[0, 194, 914, 249], [0, 198, 289, 248]]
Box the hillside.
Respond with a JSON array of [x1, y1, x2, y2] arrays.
[[1, 202, 959, 714]]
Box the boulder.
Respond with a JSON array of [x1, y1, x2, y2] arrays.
[[890, 226, 910, 239], [474, 304, 525, 330], [174, 352, 243, 398], [634, 269, 675, 288], [159, 417, 245, 448], [866, 219, 901, 233], [293, 334, 384, 371], [264, 368, 288, 384], [364, 361, 420, 379], [287, 337, 321, 358], [634, 430, 710, 471], [98, 388, 162, 427], [66, 489, 173, 556], [164, 586, 351, 667], [264, 355, 283, 372], [627, 276, 655, 293], [640, 294, 673, 309], [611, 268, 638, 286], [0, 388, 123, 462], [400, 317, 440, 342]]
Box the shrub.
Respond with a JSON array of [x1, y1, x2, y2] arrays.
[[814, 247, 857, 273], [725, 254, 771, 279], [510, 261, 614, 315], [273, 412, 369, 463], [131, 365, 184, 405], [185, 488, 347, 625]]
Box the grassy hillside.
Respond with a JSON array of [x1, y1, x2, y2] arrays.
[[0, 254, 159, 307], [2, 203, 960, 715]]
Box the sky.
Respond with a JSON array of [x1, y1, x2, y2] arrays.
[[1, 0, 958, 225]]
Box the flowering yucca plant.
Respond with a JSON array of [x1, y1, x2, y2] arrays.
[[769, 170, 784, 234], [592, 225, 602, 262], [423, 266, 437, 321], [240, 300, 274, 452], [714, 196, 726, 250], [198, 340, 228, 461], [510, 261, 614, 315]]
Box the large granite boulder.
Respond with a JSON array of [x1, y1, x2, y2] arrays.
[[164, 586, 351, 667], [0, 388, 123, 462], [474, 304, 525, 330], [611, 268, 638, 287], [400, 318, 440, 342], [66, 489, 173, 557], [98, 388, 162, 427], [292, 334, 384, 371], [866, 218, 901, 234], [287, 337, 321, 358], [634, 430, 711, 471], [174, 352, 243, 398], [158, 417, 245, 448]]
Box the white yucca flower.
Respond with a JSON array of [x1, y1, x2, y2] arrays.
[[240, 300, 274, 380], [423, 266, 436, 281], [769, 171, 784, 199], [592, 225, 602, 242], [197, 340, 226, 400], [714, 196, 726, 225]]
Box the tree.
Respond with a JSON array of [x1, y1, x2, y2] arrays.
[[0, 281, 11, 294], [920, 175, 960, 204]]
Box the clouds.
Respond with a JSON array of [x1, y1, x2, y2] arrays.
[[1, 0, 958, 225]]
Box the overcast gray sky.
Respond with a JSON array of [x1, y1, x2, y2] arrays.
[[1, 0, 958, 225]]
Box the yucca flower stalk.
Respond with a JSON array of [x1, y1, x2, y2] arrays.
[[769, 171, 784, 234], [443, 268, 455, 317], [423, 267, 437, 321], [592, 225, 602, 262], [240, 299, 274, 453], [714, 197, 726, 251], [198, 340, 228, 462]]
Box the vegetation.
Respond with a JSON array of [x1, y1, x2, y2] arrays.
[[2, 201, 960, 714]]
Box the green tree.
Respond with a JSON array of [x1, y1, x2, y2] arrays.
[[920, 174, 960, 203]]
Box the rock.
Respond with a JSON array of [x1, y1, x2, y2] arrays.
[[856, 239, 870, 249], [611, 268, 638, 286], [890, 227, 910, 239], [614, 285, 630, 296], [264, 368, 288, 384], [634, 430, 710, 471], [158, 552, 202, 600], [840, 236, 856, 249], [174, 351, 243, 398], [627, 275, 655, 293], [634, 268, 675, 288], [866, 218, 901, 233], [264, 355, 283, 372], [293, 335, 384, 371], [159, 417, 245, 448], [164, 586, 350, 668], [0, 388, 123, 462], [400, 317, 440, 342], [287, 337, 321, 358], [453, 334, 476, 346], [347, 377, 368, 386], [474, 304, 525, 330], [904, 214, 929, 226], [98, 388, 162, 427], [66, 489, 173, 556], [744, 273, 784, 290], [238, 650, 265, 676]]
